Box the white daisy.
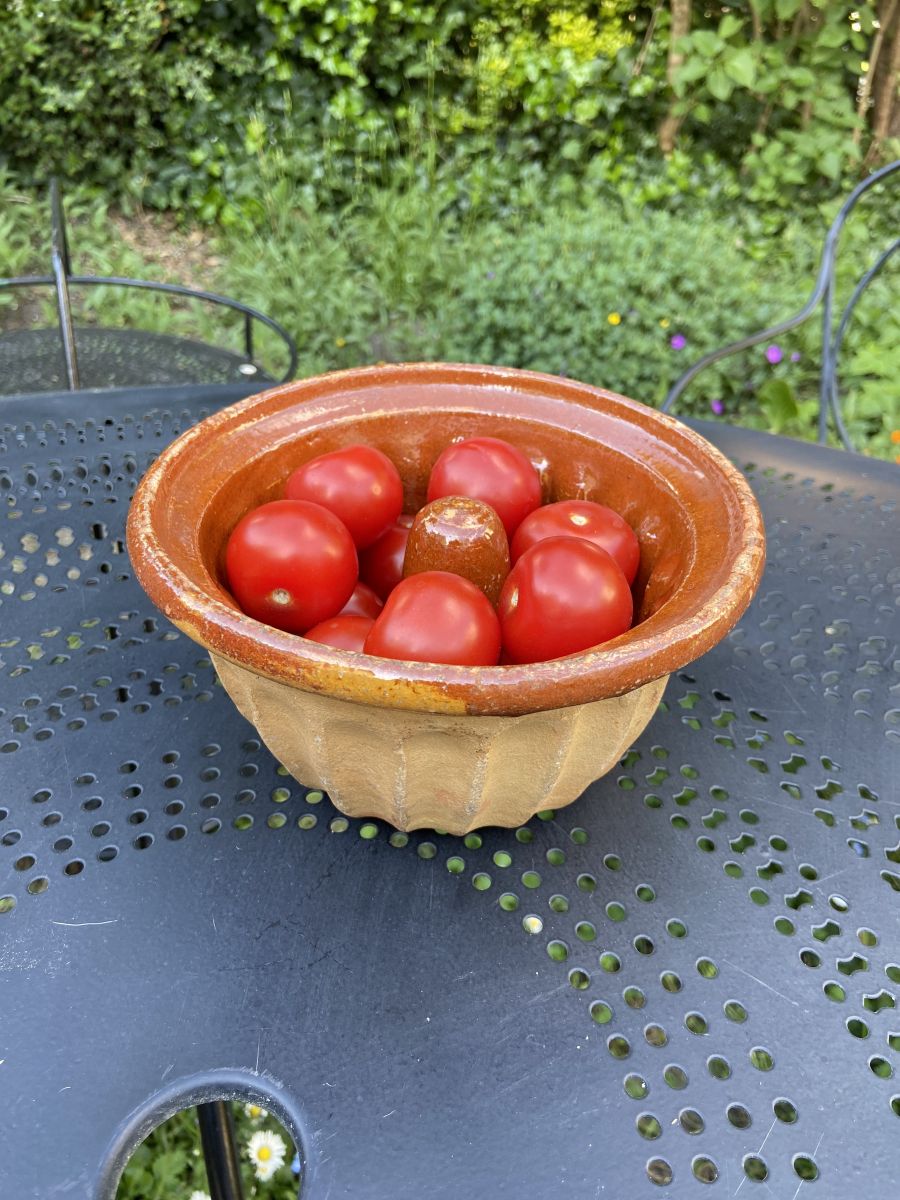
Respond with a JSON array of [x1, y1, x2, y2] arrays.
[[189, 1192, 211, 1200], [246, 1129, 287, 1181], [243, 1102, 268, 1123]]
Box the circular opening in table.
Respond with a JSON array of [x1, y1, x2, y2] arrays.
[[97, 1072, 308, 1200]]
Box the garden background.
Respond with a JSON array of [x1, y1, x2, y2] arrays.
[[1, 2, 898, 458]]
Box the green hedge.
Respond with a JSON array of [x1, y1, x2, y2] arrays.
[[0, 3, 892, 221]]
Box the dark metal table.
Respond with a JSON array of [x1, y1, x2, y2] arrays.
[[0, 327, 269, 394], [1, 385, 897, 1199]]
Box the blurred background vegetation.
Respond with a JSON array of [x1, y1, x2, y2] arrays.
[[0, 1, 897, 455]]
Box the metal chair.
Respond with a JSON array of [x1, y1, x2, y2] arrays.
[[662, 158, 900, 452], [0, 179, 297, 395]]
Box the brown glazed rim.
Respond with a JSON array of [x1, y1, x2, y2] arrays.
[[127, 363, 765, 717]]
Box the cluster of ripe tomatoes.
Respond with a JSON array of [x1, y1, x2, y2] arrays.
[[225, 437, 638, 666]]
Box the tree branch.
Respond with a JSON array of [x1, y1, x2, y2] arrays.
[[658, 0, 692, 155], [854, 0, 898, 146], [633, 2, 663, 78]]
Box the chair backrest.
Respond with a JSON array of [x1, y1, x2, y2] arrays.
[[0, 179, 298, 390], [662, 159, 900, 452], [49, 178, 80, 387]]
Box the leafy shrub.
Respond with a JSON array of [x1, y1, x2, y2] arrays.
[[2, 172, 894, 456], [1, 3, 895, 222], [0, 3, 251, 186], [668, 3, 880, 206], [218, 182, 899, 456]]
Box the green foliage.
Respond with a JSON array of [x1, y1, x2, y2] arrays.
[[2, 173, 895, 458], [115, 1104, 297, 1199], [0, 2, 252, 188], [671, 2, 877, 206], [0, 3, 892, 222], [216, 180, 899, 457]]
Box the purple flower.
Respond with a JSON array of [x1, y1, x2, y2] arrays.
[[291, 1153, 301, 1176], [710, 398, 724, 415], [670, 334, 686, 351], [790, 351, 801, 363], [765, 344, 783, 365], [485, 271, 495, 280]]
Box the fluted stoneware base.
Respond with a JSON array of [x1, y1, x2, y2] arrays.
[[213, 654, 669, 834]]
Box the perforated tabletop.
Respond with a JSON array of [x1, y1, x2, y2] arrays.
[[0, 328, 268, 395], [1, 385, 897, 1200]]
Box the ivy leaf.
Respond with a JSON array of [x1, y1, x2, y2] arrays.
[[674, 55, 712, 95], [692, 30, 723, 58], [707, 68, 734, 102], [725, 49, 757, 90]]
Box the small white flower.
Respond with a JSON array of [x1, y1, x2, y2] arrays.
[[243, 1102, 268, 1123], [246, 1129, 287, 1181], [189, 1192, 211, 1200]]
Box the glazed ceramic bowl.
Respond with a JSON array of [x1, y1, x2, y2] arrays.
[[128, 363, 765, 833]]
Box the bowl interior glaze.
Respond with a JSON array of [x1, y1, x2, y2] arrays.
[[129, 363, 765, 716]]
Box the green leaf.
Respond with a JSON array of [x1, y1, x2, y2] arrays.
[[724, 49, 756, 90], [674, 56, 712, 95], [692, 31, 723, 58], [758, 379, 799, 432], [151, 1149, 188, 1187], [775, 0, 803, 18], [790, 67, 816, 89], [707, 68, 734, 102], [718, 14, 743, 39], [817, 23, 849, 49], [819, 149, 843, 179]]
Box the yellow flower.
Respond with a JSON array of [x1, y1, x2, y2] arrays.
[[607, 312, 622, 326], [659, 318, 670, 329], [334, 336, 347, 348]]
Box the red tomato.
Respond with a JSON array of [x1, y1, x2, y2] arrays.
[[426, 436, 541, 538], [498, 536, 632, 664], [225, 499, 357, 635], [304, 614, 374, 652], [364, 571, 501, 666], [510, 499, 640, 584], [358, 513, 414, 600], [338, 581, 383, 619], [285, 444, 403, 549]]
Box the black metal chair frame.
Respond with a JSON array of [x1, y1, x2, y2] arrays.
[[0, 179, 298, 389], [662, 158, 900, 452]]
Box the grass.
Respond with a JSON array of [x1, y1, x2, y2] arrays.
[[1, 170, 897, 458], [116, 1103, 298, 1199]]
